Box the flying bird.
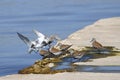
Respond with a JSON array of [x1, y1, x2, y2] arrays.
[[33, 29, 61, 48], [17, 32, 45, 53], [17, 30, 61, 54]]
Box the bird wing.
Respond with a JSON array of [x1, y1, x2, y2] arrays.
[[33, 29, 45, 39], [52, 51, 62, 56], [17, 32, 31, 47], [93, 41, 103, 49], [39, 50, 49, 56], [61, 45, 72, 51], [49, 47, 59, 53]]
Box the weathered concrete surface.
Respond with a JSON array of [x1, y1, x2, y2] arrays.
[[60, 17, 120, 50]]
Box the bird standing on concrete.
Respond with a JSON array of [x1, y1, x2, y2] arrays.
[[90, 38, 104, 49], [68, 49, 85, 59], [39, 45, 72, 59], [48, 45, 72, 56], [90, 38, 110, 54], [39, 50, 55, 59]]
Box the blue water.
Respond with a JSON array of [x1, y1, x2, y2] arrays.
[[52, 55, 93, 70], [77, 66, 120, 73], [0, 0, 120, 76]]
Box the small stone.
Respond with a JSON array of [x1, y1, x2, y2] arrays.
[[47, 63, 54, 68]]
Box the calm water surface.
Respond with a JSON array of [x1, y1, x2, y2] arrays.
[[0, 0, 120, 76]]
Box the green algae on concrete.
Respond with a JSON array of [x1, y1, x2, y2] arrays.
[[18, 46, 120, 74], [18, 57, 76, 74]]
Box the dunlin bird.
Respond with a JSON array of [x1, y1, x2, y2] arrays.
[[90, 38, 104, 49], [55, 43, 72, 50], [33, 29, 61, 48], [39, 50, 55, 59], [17, 32, 46, 53], [39, 45, 71, 59], [68, 49, 85, 59], [90, 38, 110, 54], [39, 50, 49, 56], [49, 45, 72, 56]]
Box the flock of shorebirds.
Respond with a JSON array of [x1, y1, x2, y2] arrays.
[[17, 29, 105, 59]]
